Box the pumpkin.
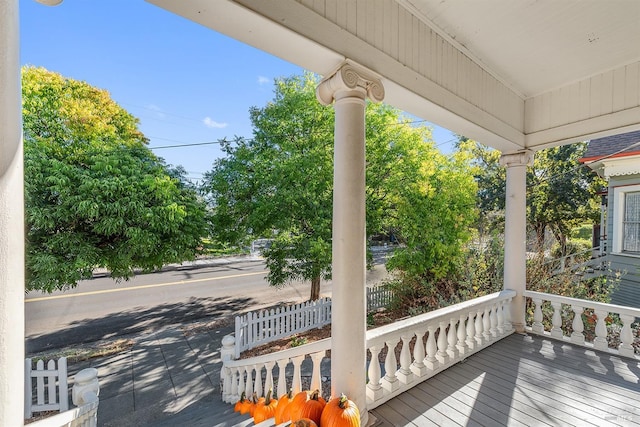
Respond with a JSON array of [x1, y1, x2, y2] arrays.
[[297, 390, 325, 425], [249, 392, 264, 417], [274, 389, 294, 423], [234, 391, 247, 413], [253, 389, 278, 423], [288, 390, 311, 420], [320, 393, 361, 427], [237, 392, 253, 415], [291, 418, 318, 427]]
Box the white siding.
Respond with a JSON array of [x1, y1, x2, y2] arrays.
[[526, 61, 640, 136], [296, 0, 524, 138]]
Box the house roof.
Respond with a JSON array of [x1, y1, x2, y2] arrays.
[[581, 130, 640, 163]]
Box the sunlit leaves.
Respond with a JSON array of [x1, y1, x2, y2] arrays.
[[23, 66, 207, 292]]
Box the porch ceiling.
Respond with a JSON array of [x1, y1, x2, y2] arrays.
[[146, 0, 640, 152]]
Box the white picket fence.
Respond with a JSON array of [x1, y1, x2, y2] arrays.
[[367, 283, 394, 310], [234, 297, 332, 358], [25, 357, 69, 419], [25, 357, 100, 427], [234, 284, 394, 357]]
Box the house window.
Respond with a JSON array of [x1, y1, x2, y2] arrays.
[[613, 184, 640, 255], [623, 191, 640, 252]]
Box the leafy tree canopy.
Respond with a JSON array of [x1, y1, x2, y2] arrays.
[[23, 66, 208, 292], [457, 138, 605, 255], [202, 72, 477, 299]]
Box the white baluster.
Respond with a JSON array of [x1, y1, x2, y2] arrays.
[[237, 367, 245, 400], [436, 321, 449, 364], [465, 312, 476, 351], [382, 338, 400, 392], [551, 302, 563, 339], [310, 351, 324, 391], [532, 298, 544, 334], [497, 301, 505, 335], [482, 306, 492, 342], [222, 367, 232, 402], [503, 299, 513, 332], [489, 304, 499, 338], [571, 305, 585, 345], [397, 334, 414, 384], [276, 358, 288, 398], [475, 309, 484, 346], [425, 325, 439, 370], [291, 355, 305, 394], [456, 313, 468, 355], [411, 331, 427, 377], [230, 367, 239, 401], [254, 364, 263, 397], [594, 309, 608, 351], [244, 366, 253, 398], [619, 314, 635, 358], [367, 346, 384, 402], [264, 361, 275, 396], [447, 318, 459, 360]]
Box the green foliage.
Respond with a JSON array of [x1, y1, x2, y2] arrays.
[[22, 66, 208, 292], [457, 138, 605, 256], [203, 73, 472, 300], [289, 336, 308, 347], [385, 145, 477, 281]]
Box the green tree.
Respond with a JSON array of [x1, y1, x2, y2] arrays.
[[23, 66, 208, 292], [457, 138, 605, 256], [203, 73, 477, 300]]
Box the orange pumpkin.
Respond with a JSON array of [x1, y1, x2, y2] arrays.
[[274, 389, 294, 423], [320, 393, 361, 427], [237, 392, 253, 415], [234, 391, 247, 413], [253, 389, 278, 423], [297, 390, 325, 425], [250, 392, 264, 417], [291, 418, 318, 427], [288, 390, 311, 420]]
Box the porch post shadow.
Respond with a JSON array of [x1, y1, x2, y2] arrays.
[[499, 150, 533, 333], [317, 60, 384, 425], [0, 0, 26, 424]]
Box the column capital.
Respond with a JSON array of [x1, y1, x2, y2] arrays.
[[316, 60, 385, 105], [499, 150, 534, 168]]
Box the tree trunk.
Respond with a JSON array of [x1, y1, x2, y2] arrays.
[[310, 276, 321, 301]]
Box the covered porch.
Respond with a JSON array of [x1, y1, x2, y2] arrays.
[[1, 1, 640, 426], [371, 333, 640, 426]]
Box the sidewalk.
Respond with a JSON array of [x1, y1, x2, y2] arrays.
[[67, 323, 237, 426], [61, 259, 392, 426]]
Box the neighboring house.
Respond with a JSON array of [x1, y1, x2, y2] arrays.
[[581, 130, 640, 307]]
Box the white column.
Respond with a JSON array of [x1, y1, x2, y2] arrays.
[[0, 0, 25, 424], [499, 150, 533, 333], [317, 60, 384, 425]]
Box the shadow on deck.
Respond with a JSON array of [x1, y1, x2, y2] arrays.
[[371, 333, 640, 426]]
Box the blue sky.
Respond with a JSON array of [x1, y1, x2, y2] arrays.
[[20, 0, 457, 183]]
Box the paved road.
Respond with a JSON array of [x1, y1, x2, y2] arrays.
[[25, 248, 393, 354], [25, 256, 318, 354]]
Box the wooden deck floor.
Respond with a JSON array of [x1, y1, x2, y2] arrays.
[[370, 333, 640, 427]]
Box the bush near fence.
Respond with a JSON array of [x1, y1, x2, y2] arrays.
[[234, 284, 394, 358]]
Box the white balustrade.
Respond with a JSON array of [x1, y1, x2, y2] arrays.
[[364, 290, 516, 408], [220, 291, 517, 409], [220, 337, 330, 403], [525, 291, 639, 361]]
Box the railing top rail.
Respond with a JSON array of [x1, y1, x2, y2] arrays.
[[524, 290, 640, 317], [224, 337, 331, 368], [366, 290, 515, 344]]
